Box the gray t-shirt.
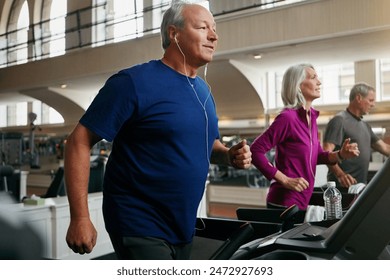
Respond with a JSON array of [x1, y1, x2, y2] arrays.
[[323, 110, 379, 184]]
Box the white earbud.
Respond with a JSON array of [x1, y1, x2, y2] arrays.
[[174, 35, 178, 43]]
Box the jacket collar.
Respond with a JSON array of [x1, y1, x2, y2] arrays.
[[297, 106, 319, 119]]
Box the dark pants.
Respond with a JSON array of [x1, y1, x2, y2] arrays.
[[109, 235, 193, 260], [267, 202, 288, 209]]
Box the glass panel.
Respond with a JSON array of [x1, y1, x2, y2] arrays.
[[16, 102, 28, 126], [49, 107, 64, 124], [0, 105, 6, 127], [49, 0, 67, 57], [112, 0, 144, 42], [380, 58, 390, 100], [32, 101, 42, 125], [318, 63, 354, 104], [274, 72, 283, 108]]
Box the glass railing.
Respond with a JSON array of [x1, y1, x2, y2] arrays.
[[0, 0, 305, 68]]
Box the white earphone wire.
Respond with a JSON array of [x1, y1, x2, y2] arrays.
[[175, 39, 211, 166], [175, 39, 210, 230]]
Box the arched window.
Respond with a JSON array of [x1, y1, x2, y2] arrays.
[[0, 0, 65, 128], [7, 0, 29, 65], [41, 0, 67, 58], [48, 0, 66, 57]]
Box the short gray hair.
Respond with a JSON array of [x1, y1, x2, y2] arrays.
[[281, 63, 314, 108], [160, 1, 190, 50], [349, 82, 375, 102]]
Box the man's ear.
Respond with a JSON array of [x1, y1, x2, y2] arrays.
[[168, 25, 177, 42]]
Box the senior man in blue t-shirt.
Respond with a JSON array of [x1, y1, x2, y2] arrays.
[[64, 1, 252, 260]]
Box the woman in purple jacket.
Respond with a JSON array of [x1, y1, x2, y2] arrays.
[[250, 64, 360, 210]]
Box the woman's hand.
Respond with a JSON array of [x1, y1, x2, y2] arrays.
[[274, 170, 309, 192]]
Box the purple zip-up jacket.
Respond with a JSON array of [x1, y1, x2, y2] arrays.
[[250, 107, 331, 210]]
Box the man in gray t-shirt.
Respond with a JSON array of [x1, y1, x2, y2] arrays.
[[323, 82, 390, 189]]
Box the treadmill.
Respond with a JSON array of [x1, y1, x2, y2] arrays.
[[231, 158, 390, 260]]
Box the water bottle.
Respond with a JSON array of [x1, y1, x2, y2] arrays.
[[323, 181, 343, 220]]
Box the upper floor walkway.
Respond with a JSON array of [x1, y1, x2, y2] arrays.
[[1, 0, 390, 137]]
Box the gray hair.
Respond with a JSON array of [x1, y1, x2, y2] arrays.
[[160, 1, 190, 50], [281, 63, 314, 109], [349, 82, 375, 102]]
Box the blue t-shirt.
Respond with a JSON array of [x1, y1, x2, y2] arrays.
[[80, 60, 219, 244]]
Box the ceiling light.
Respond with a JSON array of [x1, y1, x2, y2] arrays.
[[253, 54, 262, 59], [60, 84, 67, 89]]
